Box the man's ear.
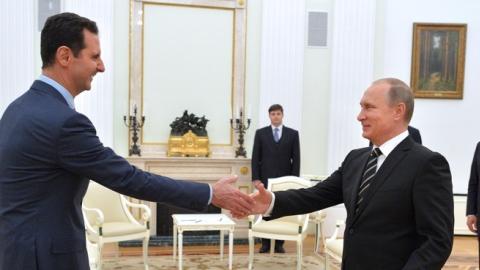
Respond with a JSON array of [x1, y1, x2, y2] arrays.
[[56, 46, 72, 67], [394, 102, 406, 121]]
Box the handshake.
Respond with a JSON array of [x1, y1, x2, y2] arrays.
[[211, 175, 271, 219]]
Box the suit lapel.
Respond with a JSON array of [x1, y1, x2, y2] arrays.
[[348, 150, 371, 218], [352, 137, 413, 222], [277, 127, 288, 144], [264, 127, 277, 148]]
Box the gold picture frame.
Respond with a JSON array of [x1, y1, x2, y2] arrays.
[[410, 23, 467, 99]]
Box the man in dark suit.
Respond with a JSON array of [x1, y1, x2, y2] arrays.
[[251, 104, 300, 253], [0, 13, 253, 270], [248, 78, 453, 269], [467, 142, 480, 268]]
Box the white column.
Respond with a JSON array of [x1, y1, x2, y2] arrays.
[[327, 0, 377, 173], [257, 0, 306, 130], [0, 1, 35, 116], [64, 0, 115, 147]]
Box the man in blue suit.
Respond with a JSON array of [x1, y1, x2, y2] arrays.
[[0, 13, 253, 270]]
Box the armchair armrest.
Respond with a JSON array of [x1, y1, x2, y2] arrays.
[[124, 199, 152, 221], [298, 213, 310, 233], [120, 196, 151, 227], [327, 220, 345, 242], [248, 215, 263, 229], [82, 205, 104, 235]]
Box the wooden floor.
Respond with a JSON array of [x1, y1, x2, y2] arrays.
[[103, 235, 478, 259]]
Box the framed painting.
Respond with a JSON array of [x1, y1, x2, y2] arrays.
[[410, 23, 467, 99]]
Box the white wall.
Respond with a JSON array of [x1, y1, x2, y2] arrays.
[[301, 0, 333, 177], [376, 0, 480, 194]]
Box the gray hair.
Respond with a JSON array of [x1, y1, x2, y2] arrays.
[[373, 78, 414, 123]]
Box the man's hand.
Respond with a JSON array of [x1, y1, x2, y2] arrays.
[[252, 179, 262, 187], [248, 182, 272, 216], [212, 175, 254, 218], [467, 215, 477, 233]]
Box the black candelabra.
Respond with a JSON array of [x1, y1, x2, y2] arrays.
[[123, 105, 145, 156], [230, 108, 251, 158]]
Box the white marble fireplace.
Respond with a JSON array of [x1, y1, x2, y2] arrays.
[[126, 156, 252, 238]]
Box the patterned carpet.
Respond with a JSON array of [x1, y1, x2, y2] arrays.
[[102, 252, 479, 270], [103, 253, 327, 270]]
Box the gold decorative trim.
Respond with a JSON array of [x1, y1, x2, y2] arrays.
[[239, 166, 249, 175]]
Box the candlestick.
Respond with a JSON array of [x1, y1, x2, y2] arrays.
[[230, 107, 251, 158], [123, 105, 146, 156]]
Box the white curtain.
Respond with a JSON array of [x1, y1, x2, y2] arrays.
[[0, 1, 36, 117], [257, 0, 306, 130]]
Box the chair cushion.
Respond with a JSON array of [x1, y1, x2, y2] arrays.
[[253, 220, 302, 235], [326, 239, 343, 256], [95, 222, 146, 237]]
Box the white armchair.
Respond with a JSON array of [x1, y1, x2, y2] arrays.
[[82, 182, 151, 270], [248, 176, 311, 270], [324, 220, 344, 269], [86, 235, 99, 269], [303, 175, 329, 254], [310, 210, 327, 253]]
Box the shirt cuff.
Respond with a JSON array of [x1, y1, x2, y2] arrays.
[[263, 191, 276, 217], [207, 184, 213, 205]]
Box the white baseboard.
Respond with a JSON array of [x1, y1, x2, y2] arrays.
[[454, 195, 475, 236]]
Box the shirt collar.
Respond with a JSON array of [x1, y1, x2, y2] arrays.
[[271, 124, 283, 131], [38, 74, 75, 110], [373, 129, 409, 158]]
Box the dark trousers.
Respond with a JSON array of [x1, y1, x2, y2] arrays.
[[477, 221, 480, 269], [261, 238, 284, 249]]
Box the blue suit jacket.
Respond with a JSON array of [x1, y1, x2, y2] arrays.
[[0, 81, 210, 269]]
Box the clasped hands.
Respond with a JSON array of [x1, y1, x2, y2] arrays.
[[211, 176, 272, 219]]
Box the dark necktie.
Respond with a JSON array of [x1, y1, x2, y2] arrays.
[[273, 128, 280, 142], [355, 148, 382, 213]]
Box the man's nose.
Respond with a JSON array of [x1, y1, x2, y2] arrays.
[[97, 59, 105, 73]]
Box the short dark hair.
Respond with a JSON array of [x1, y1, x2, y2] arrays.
[[373, 78, 414, 123], [41, 12, 98, 68], [268, 104, 283, 113]]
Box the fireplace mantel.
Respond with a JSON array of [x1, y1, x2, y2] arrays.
[[126, 156, 252, 238]]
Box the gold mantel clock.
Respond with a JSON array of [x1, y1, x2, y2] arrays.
[[167, 130, 210, 157]]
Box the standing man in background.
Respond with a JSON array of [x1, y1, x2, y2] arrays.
[[0, 12, 253, 270], [251, 104, 300, 253], [467, 142, 480, 268], [407, 126, 422, 144]]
